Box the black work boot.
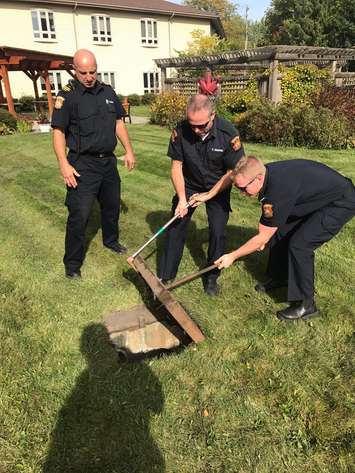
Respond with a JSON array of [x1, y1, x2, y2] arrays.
[[203, 278, 220, 297], [255, 279, 287, 293], [105, 242, 127, 254], [65, 268, 82, 280], [277, 299, 319, 321]]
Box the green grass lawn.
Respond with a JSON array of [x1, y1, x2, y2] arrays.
[[131, 104, 151, 117], [1, 126, 354, 473]]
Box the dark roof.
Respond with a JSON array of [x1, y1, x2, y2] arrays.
[[19, 0, 215, 17], [11, 0, 224, 34]]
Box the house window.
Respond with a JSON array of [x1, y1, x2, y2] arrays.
[[97, 72, 116, 89], [91, 15, 112, 43], [143, 72, 160, 93], [31, 10, 56, 41], [141, 19, 158, 46], [40, 72, 62, 96]]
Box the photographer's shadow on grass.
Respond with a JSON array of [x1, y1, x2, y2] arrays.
[[43, 323, 165, 473], [145, 210, 267, 286]]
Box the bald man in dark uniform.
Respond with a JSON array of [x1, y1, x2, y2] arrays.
[[52, 49, 135, 279]]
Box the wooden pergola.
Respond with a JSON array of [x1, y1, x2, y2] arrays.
[[155, 45, 355, 102], [0, 46, 74, 117]]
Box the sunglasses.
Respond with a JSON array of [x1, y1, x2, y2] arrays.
[[235, 175, 258, 191], [189, 116, 213, 131]]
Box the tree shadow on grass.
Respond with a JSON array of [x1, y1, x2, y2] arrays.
[[43, 323, 165, 473]]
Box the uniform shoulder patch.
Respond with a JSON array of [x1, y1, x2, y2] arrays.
[[231, 135, 241, 151], [262, 203, 274, 218], [54, 95, 65, 109], [170, 129, 178, 143]]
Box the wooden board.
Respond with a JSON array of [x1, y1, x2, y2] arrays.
[[131, 255, 205, 343]]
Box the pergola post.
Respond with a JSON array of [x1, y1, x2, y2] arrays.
[[0, 64, 16, 117], [268, 59, 282, 103], [42, 70, 54, 117], [0, 77, 4, 103], [160, 66, 166, 92]]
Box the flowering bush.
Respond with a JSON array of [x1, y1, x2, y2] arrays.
[[150, 92, 188, 129]]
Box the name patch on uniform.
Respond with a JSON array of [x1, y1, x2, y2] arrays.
[[231, 135, 241, 151], [54, 96, 65, 110], [106, 99, 114, 104], [171, 129, 178, 143], [262, 203, 274, 218], [211, 148, 224, 152]]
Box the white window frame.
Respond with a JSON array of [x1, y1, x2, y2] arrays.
[[91, 14, 112, 44], [31, 9, 56, 41], [40, 72, 62, 96], [141, 18, 158, 46], [97, 72, 116, 90], [143, 71, 160, 94]]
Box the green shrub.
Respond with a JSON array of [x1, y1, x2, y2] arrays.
[[0, 109, 17, 129], [116, 93, 124, 103], [0, 122, 15, 135], [127, 93, 141, 106], [280, 65, 330, 106], [294, 106, 351, 149], [141, 93, 156, 105], [236, 100, 296, 146], [150, 92, 188, 129], [16, 119, 33, 134], [216, 78, 260, 121], [19, 95, 35, 112], [236, 100, 351, 149]]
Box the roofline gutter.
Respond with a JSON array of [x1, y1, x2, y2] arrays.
[[12, 0, 219, 21]]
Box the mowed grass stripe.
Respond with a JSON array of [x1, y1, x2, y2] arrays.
[[0, 129, 354, 473]]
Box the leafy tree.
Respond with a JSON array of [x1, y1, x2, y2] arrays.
[[261, 0, 355, 47], [176, 29, 230, 56], [184, 0, 246, 49]]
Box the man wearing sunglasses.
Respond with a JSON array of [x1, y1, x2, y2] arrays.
[[193, 155, 354, 320], [158, 94, 245, 296]]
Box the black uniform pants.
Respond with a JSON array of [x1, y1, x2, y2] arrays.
[[267, 188, 355, 301], [64, 156, 120, 271], [158, 193, 230, 282]]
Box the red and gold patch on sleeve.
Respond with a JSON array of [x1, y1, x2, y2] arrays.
[[54, 96, 65, 110], [262, 203, 274, 218], [231, 135, 241, 151]]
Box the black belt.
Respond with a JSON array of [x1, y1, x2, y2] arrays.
[[69, 151, 114, 159], [90, 152, 114, 158]]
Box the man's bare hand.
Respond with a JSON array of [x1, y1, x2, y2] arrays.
[[60, 162, 80, 188], [214, 253, 235, 269], [175, 199, 189, 218], [189, 192, 211, 207], [124, 152, 136, 171]]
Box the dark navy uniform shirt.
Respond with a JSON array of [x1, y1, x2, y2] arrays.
[[168, 116, 245, 192], [51, 79, 125, 157], [259, 159, 354, 229]]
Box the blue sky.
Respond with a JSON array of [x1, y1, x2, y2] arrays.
[[242, 1, 271, 21], [174, 1, 272, 21]]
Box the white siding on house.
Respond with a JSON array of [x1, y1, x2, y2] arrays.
[[0, 1, 212, 97]]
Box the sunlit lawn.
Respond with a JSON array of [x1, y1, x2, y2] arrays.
[[0, 126, 354, 473]]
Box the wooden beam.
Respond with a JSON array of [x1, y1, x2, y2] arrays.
[[42, 70, 53, 117], [0, 65, 16, 116], [0, 78, 4, 103]]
